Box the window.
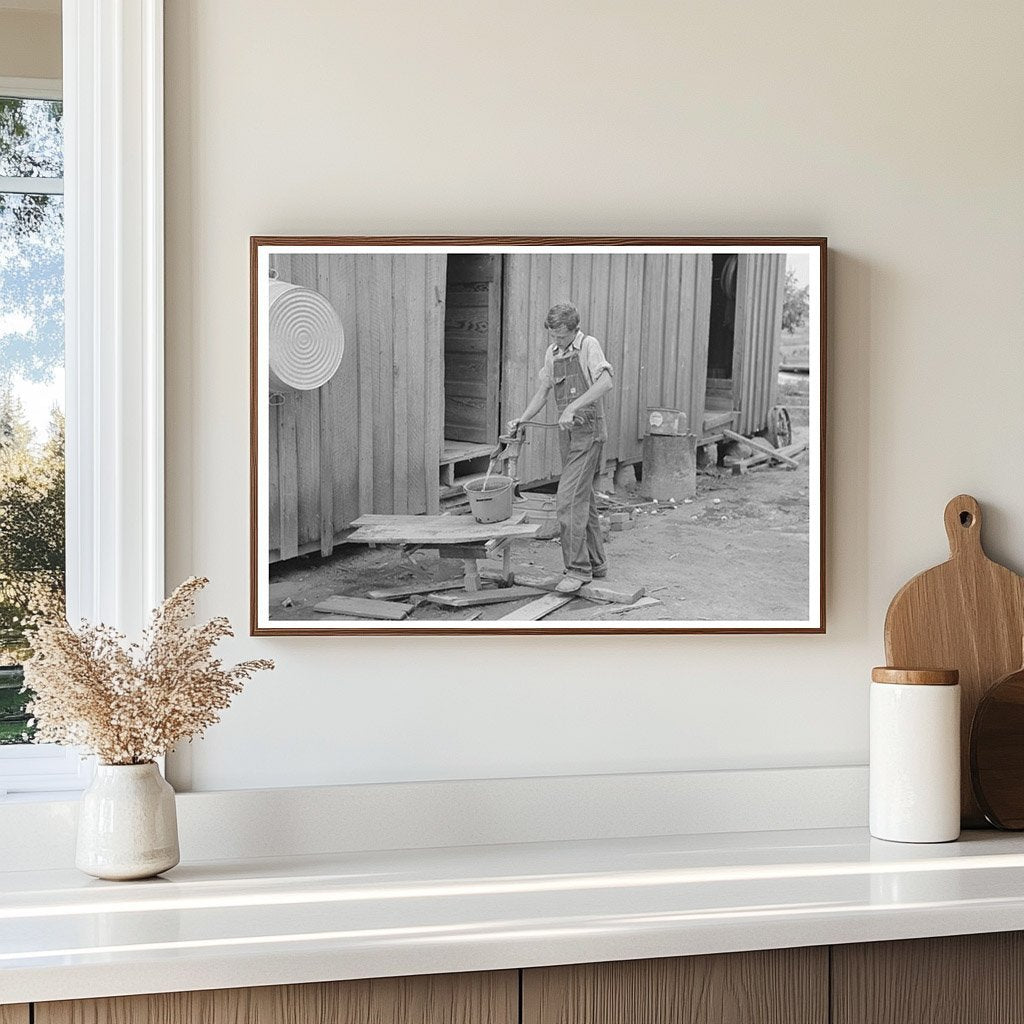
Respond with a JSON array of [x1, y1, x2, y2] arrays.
[[0, 79, 82, 794], [0, 79, 83, 795], [0, 5, 166, 798]]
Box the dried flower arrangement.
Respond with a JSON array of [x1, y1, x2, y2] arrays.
[[22, 577, 273, 765]]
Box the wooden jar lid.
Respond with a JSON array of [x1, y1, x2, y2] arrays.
[[871, 667, 960, 686]]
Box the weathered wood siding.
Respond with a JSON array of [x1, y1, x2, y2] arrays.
[[640, 254, 714, 453], [732, 253, 786, 435], [268, 253, 445, 561], [501, 253, 712, 484]]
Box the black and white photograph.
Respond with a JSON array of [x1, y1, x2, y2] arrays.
[[250, 238, 825, 634]]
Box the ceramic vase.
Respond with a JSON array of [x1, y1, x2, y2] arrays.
[[76, 762, 180, 880]]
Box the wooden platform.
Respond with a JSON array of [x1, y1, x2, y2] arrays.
[[440, 440, 496, 466], [346, 512, 539, 546]]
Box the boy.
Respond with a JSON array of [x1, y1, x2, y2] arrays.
[[508, 302, 614, 593]]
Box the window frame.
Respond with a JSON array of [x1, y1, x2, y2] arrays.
[[0, 0, 165, 797]]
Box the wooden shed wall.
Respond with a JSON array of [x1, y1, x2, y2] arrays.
[[267, 253, 445, 561], [501, 253, 713, 485], [731, 254, 786, 435]]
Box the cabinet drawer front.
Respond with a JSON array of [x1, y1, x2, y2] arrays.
[[833, 933, 1024, 1024], [35, 971, 518, 1024], [523, 948, 827, 1024], [0, 1007, 30, 1024]]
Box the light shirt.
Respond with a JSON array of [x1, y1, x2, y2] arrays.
[[538, 331, 614, 389]]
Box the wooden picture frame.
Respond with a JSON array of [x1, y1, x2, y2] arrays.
[[250, 237, 827, 635]]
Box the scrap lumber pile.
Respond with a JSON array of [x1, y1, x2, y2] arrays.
[[720, 429, 809, 475], [311, 508, 655, 622]]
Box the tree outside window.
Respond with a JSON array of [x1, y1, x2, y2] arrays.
[[0, 94, 65, 744]]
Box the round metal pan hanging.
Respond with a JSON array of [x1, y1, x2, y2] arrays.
[[268, 279, 345, 391]]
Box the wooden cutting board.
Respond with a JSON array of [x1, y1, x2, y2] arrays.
[[884, 494, 1024, 826]]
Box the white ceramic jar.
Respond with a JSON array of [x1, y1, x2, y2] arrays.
[[870, 667, 961, 843], [76, 762, 180, 880]]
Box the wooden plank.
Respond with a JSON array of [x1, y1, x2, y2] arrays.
[[640, 254, 667, 439], [392, 254, 410, 512], [619, 253, 646, 463], [346, 512, 536, 546], [436, 544, 490, 559], [277, 390, 299, 560], [349, 523, 539, 545], [405, 256, 427, 515], [499, 593, 573, 620], [501, 253, 532, 479], [523, 949, 827, 1024], [661, 253, 683, 410], [462, 558, 480, 591], [285, 255, 322, 549], [268, 400, 280, 552], [425, 585, 546, 608], [689, 254, 714, 444], [589, 254, 618, 462], [440, 441, 496, 465], [591, 596, 662, 617], [486, 266, 501, 450], [670, 254, 692, 416], [325, 253, 361, 532], [318, 386, 334, 556], [313, 596, 414, 620], [366, 579, 466, 600], [722, 429, 801, 467], [355, 255, 376, 515], [425, 254, 446, 515], [480, 570, 644, 605], [0, 1007, 29, 1024], [526, 255, 554, 483], [727, 440, 808, 473], [37, 971, 518, 1024], [832, 933, 1024, 1024], [295, 387, 320, 546], [372, 254, 395, 513], [354, 512, 525, 527]]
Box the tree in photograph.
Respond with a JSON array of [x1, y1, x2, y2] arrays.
[[782, 267, 810, 334]]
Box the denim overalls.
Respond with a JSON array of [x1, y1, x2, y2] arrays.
[[552, 343, 607, 581]]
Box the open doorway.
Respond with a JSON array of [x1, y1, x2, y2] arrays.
[[704, 253, 738, 432], [440, 253, 503, 495]]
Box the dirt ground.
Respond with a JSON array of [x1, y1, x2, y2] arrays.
[[269, 424, 813, 625]]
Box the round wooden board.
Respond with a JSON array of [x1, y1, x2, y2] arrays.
[[971, 664, 1024, 829]]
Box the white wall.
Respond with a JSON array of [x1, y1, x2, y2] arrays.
[[164, 0, 1024, 792]]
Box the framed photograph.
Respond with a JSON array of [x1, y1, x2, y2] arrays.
[[250, 237, 826, 635]]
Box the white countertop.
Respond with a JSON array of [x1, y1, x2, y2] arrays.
[[4, 826, 1024, 1004]]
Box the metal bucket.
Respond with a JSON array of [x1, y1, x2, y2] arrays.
[[464, 475, 514, 524]]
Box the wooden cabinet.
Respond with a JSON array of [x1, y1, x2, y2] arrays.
[[13, 933, 1024, 1024], [34, 972, 517, 1024], [522, 948, 828, 1024], [832, 932, 1024, 1024]]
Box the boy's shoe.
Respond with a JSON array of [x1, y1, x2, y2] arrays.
[[555, 576, 585, 593], [591, 567, 608, 579]]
